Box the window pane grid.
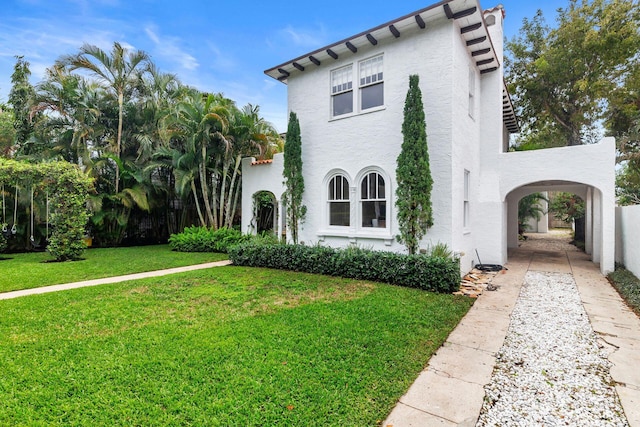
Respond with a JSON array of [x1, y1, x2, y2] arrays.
[[360, 172, 386, 228], [359, 56, 383, 88], [332, 66, 353, 95], [329, 176, 349, 201]]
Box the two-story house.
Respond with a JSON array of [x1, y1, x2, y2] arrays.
[[241, 0, 615, 274]]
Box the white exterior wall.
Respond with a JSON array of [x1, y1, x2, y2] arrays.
[[475, 8, 507, 268], [616, 204, 640, 278], [287, 21, 457, 252], [241, 154, 286, 235], [449, 17, 484, 272]]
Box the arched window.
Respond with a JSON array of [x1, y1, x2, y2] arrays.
[[360, 172, 386, 228], [328, 174, 350, 226]]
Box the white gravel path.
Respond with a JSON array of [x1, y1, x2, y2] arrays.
[[476, 270, 629, 427]]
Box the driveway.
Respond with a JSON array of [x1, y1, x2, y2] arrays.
[[384, 229, 640, 426]]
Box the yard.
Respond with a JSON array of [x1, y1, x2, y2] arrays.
[[0, 245, 227, 293], [0, 261, 473, 425]]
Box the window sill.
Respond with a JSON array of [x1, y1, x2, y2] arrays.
[[329, 105, 386, 122], [317, 229, 394, 245]]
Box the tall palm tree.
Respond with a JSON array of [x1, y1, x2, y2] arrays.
[[56, 42, 150, 192], [221, 104, 280, 228], [32, 65, 105, 165], [162, 91, 231, 228]]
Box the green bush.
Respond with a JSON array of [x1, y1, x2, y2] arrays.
[[169, 226, 250, 253], [608, 266, 640, 315], [228, 243, 460, 293]]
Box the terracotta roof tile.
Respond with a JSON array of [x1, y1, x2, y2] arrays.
[[251, 159, 273, 166]]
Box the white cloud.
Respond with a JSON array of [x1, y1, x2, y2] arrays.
[[278, 24, 328, 48], [144, 25, 198, 71]]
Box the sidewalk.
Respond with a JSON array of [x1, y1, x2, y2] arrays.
[[0, 260, 232, 301], [384, 232, 640, 426]]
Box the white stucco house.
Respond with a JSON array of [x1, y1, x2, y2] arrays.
[[242, 0, 615, 275]]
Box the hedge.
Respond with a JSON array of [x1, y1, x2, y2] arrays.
[[228, 243, 460, 293], [608, 266, 640, 315], [169, 226, 250, 253]]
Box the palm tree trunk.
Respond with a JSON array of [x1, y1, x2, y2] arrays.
[[224, 154, 242, 228], [191, 181, 206, 227], [218, 154, 231, 229], [199, 144, 215, 226], [116, 91, 124, 193]]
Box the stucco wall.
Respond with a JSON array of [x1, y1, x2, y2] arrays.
[[495, 139, 617, 274], [241, 154, 286, 235], [286, 19, 458, 252], [615, 204, 640, 278]]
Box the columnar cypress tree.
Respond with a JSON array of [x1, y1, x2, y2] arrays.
[[282, 111, 306, 244], [396, 74, 433, 254]]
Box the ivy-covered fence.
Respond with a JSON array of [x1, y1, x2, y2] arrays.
[[0, 159, 93, 261]]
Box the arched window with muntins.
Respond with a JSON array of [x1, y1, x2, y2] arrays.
[[360, 172, 386, 228], [328, 174, 350, 226]]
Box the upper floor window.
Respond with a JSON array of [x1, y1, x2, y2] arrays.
[[361, 172, 386, 228], [359, 55, 384, 110], [328, 174, 350, 226], [331, 65, 353, 117]]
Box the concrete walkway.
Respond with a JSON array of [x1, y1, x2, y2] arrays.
[[0, 260, 232, 300], [384, 231, 640, 426]]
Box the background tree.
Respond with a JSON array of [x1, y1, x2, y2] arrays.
[[518, 193, 548, 235], [282, 111, 306, 244], [396, 74, 433, 255], [8, 56, 37, 155], [57, 42, 151, 192], [0, 105, 16, 157], [507, 0, 640, 148]]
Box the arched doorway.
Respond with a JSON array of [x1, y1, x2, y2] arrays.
[[253, 191, 277, 235]]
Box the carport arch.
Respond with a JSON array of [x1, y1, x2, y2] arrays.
[[504, 180, 613, 274], [492, 139, 616, 275]]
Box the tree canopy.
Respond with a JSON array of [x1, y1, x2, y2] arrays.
[[2, 43, 282, 249], [507, 0, 640, 148]]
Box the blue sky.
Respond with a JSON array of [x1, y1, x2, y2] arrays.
[[0, 0, 566, 132]]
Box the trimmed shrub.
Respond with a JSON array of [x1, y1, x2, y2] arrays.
[[228, 243, 460, 293], [169, 227, 250, 253]]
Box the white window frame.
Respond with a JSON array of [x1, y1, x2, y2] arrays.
[[327, 173, 351, 227], [331, 65, 354, 118], [358, 169, 389, 231], [329, 54, 384, 120], [358, 54, 384, 111], [468, 67, 476, 119], [463, 169, 470, 229]]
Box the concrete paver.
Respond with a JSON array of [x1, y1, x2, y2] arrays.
[[384, 230, 640, 427]]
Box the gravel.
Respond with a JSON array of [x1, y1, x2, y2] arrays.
[[476, 271, 629, 427]]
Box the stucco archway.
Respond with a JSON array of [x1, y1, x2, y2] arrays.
[[497, 140, 616, 275], [505, 182, 608, 271]]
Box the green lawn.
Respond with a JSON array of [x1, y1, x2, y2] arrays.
[[0, 245, 228, 293], [0, 266, 473, 426]]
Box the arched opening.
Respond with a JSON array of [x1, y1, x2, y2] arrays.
[[505, 180, 612, 273], [253, 191, 277, 235]]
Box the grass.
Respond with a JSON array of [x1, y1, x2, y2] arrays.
[[0, 266, 473, 425], [0, 245, 228, 293], [608, 265, 640, 315]]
